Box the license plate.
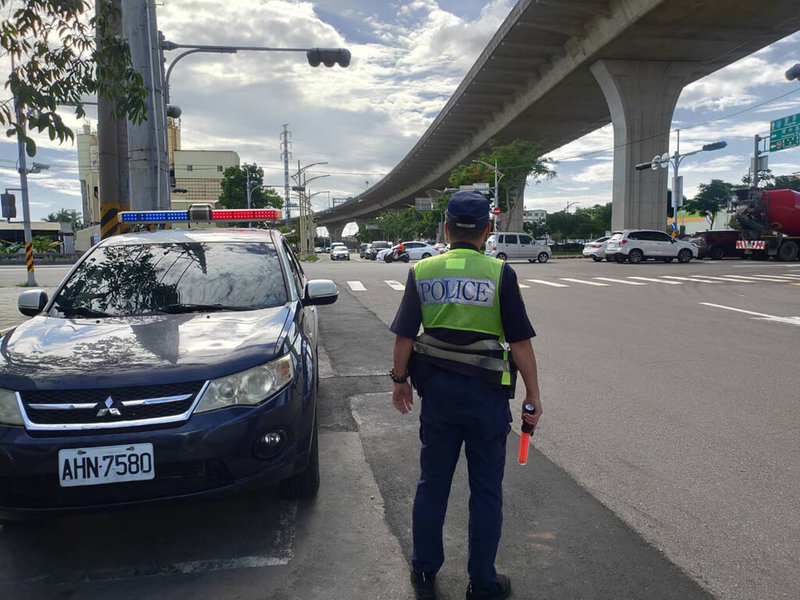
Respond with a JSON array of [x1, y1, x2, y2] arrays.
[[58, 443, 155, 488]]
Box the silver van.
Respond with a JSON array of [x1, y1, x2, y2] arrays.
[[485, 233, 551, 263]]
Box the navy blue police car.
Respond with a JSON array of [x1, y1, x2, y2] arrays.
[[0, 206, 337, 520]]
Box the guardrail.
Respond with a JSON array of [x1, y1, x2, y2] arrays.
[[0, 252, 83, 265]]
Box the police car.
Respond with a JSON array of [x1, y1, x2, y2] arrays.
[[0, 205, 338, 520]]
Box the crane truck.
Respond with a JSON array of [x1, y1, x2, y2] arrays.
[[732, 187, 800, 261]]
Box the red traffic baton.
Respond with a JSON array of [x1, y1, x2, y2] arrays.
[[517, 403, 536, 465]]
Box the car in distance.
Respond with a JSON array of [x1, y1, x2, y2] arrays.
[[331, 245, 350, 261], [582, 236, 612, 261], [691, 230, 744, 259], [0, 214, 338, 520], [329, 242, 346, 255], [485, 232, 551, 263], [605, 229, 695, 263], [359, 243, 369, 258], [366, 240, 391, 260], [376, 241, 441, 262]]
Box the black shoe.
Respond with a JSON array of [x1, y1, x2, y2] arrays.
[[411, 571, 437, 600], [466, 573, 511, 600]]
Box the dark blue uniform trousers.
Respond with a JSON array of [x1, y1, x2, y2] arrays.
[[411, 369, 512, 586]]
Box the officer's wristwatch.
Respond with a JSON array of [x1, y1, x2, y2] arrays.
[[389, 368, 409, 384]]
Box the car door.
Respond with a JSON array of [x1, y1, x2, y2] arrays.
[[650, 231, 675, 257], [503, 234, 519, 258], [404, 242, 422, 259], [518, 234, 535, 260]]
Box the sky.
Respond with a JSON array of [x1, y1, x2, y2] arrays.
[[1, 0, 800, 233]]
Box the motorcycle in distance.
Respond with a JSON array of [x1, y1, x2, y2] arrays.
[[384, 246, 410, 263]]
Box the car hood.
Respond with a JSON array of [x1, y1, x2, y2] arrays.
[[0, 306, 293, 390]]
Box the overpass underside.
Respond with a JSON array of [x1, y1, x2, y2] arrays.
[[317, 0, 800, 233]]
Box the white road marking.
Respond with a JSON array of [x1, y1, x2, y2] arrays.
[[518, 283, 530, 288], [628, 277, 683, 285], [720, 274, 791, 283], [661, 276, 719, 283], [700, 303, 800, 326], [593, 277, 647, 286], [347, 281, 366, 291], [689, 275, 753, 282], [559, 278, 609, 287], [526, 279, 569, 288], [385, 280, 405, 291], [742, 274, 800, 281]]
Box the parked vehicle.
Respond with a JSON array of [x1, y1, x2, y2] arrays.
[[605, 229, 695, 263], [485, 233, 551, 263], [366, 241, 391, 260], [359, 243, 369, 258], [733, 188, 800, 261], [329, 242, 346, 256], [582, 236, 612, 261], [691, 230, 743, 259]]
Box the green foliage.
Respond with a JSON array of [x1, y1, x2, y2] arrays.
[[44, 208, 83, 229], [542, 203, 611, 241], [767, 174, 800, 192], [1, 0, 148, 156], [683, 179, 735, 229], [32, 235, 59, 253], [741, 168, 775, 188], [0, 240, 23, 254], [448, 140, 555, 212], [218, 164, 283, 211]]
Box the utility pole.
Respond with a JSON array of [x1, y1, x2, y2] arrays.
[[11, 57, 36, 287], [97, 0, 129, 239], [281, 125, 292, 229]]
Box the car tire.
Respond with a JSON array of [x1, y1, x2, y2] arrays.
[[677, 248, 693, 263], [628, 249, 644, 264], [592, 256, 603, 262], [537, 252, 549, 263], [777, 240, 799, 261], [421, 252, 431, 259], [710, 246, 724, 260], [279, 419, 320, 500], [496, 253, 507, 261]]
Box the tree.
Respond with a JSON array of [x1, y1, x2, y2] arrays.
[[741, 169, 775, 189], [44, 208, 83, 229], [218, 164, 283, 211], [1, 0, 147, 156], [448, 139, 555, 232], [682, 179, 735, 229], [767, 175, 800, 192]]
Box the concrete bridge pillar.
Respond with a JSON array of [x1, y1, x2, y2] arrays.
[[590, 60, 696, 231], [327, 223, 345, 243]]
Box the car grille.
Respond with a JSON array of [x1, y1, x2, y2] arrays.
[[19, 381, 206, 431]]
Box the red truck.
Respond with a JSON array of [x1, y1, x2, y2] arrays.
[[733, 188, 800, 261]]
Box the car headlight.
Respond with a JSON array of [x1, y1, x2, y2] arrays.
[[193, 354, 295, 414], [0, 388, 24, 426]]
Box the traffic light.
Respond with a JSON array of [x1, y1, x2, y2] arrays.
[[634, 161, 653, 171], [702, 141, 727, 151], [1, 193, 16, 220], [306, 48, 351, 68]]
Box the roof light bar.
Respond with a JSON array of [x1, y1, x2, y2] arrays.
[[118, 206, 282, 225]]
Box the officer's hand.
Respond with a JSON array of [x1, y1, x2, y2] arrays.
[[392, 382, 413, 414], [521, 395, 542, 431]]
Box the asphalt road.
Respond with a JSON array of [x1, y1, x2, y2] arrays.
[[1, 255, 798, 599]]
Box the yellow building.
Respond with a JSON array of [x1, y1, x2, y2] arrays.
[[170, 149, 240, 211]]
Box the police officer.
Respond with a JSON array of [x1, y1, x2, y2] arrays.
[[390, 190, 542, 600]]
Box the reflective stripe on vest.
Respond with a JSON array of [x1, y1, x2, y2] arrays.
[[414, 248, 505, 339]]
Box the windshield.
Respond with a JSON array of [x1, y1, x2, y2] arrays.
[[52, 241, 288, 317]]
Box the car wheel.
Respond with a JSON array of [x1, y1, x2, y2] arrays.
[[402, 255, 410, 263], [628, 249, 644, 264], [710, 246, 724, 260], [279, 419, 320, 500], [496, 253, 507, 261], [421, 252, 431, 259], [592, 256, 603, 262], [537, 252, 549, 263], [677, 248, 693, 263]]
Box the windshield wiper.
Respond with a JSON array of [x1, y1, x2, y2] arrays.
[[59, 306, 113, 318], [157, 303, 252, 314]]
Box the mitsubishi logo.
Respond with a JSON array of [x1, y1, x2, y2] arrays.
[[96, 396, 123, 417]]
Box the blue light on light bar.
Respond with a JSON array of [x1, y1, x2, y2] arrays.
[[120, 211, 189, 223]]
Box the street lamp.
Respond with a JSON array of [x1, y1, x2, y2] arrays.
[[636, 131, 727, 236]]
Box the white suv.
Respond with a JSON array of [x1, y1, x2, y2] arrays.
[[605, 229, 695, 263], [485, 233, 551, 263]]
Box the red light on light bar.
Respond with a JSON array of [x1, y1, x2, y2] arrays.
[[211, 209, 280, 221]]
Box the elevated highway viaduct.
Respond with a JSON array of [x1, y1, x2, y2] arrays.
[[316, 0, 800, 241]]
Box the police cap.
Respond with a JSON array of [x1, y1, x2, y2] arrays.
[[446, 191, 490, 229]]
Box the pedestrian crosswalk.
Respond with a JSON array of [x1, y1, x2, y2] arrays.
[[344, 272, 800, 292]]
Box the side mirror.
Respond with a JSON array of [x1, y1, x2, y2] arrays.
[[18, 289, 48, 317], [304, 279, 338, 306]]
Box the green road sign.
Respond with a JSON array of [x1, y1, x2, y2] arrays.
[[770, 113, 800, 151]]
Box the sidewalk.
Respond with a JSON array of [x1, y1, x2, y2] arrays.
[[0, 286, 55, 335]]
